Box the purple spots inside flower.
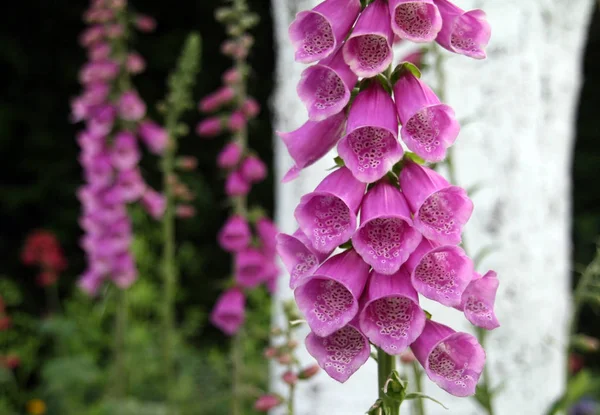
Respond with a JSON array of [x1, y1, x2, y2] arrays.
[[428, 340, 474, 390], [414, 250, 457, 296], [365, 297, 414, 348], [292, 251, 319, 281], [347, 127, 395, 173], [465, 295, 493, 321], [450, 15, 483, 55], [314, 70, 346, 110], [418, 190, 461, 235], [346, 35, 391, 74], [322, 325, 366, 375], [312, 280, 354, 323], [305, 195, 352, 249], [394, 3, 435, 39], [405, 107, 442, 153], [298, 14, 335, 60], [359, 218, 411, 264]]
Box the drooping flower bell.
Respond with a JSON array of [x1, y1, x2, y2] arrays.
[[458, 270, 500, 330], [399, 160, 473, 245], [294, 167, 365, 253], [210, 287, 246, 336], [218, 215, 252, 252], [411, 320, 485, 397], [358, 268, 426, 355], [352, 181, 422, 274], [343, 0, 394, 78], [394, 68, 460, 162], [388, 0, 442, 43], [305, 319, 371, 383], [289, 0, 362, 63], [433, 0, 491, 60], [294, 249, 370, 337], [337, 82, 403, 183]]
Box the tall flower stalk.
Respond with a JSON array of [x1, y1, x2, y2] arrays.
[[198, 1, 279, 413], [159, 33, 202, 405], [277, 0, 496, 412]]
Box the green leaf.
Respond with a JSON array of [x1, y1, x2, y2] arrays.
[[405, 392, 448, 409], [390, 62, 422, 85]]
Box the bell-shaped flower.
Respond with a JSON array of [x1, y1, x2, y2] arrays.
[[111, 252, 137, 289], [359, 268, 426, 355], [118, 90, 146, 121], [141, 188, 166, 219], [256, 217, 278, 255], [433, 0, 491, 60], [343, 0, 394, 78], [210, 287, 246, 336], [217, 142, 243, 169], [294, 249, 370, 337], [338, 82, 403, 183], [276, 229, 332, 289], [411, 320, 485, 397], [289, 0, 361, 63], [458, 270, 500, 330], [294, 167, 366, 253], [405, 238, 473, 306], [235, 247, 267, 288], [138, 121, 168, 154], [394, 70, 460, 162], [225, 170, 250, 197], [389, 0, 442, 43], [399, 160, 473, 245], [352, 181, 422, 274], [278, 112, 346, 182], [111, 131, 140, 171], [240, 155, 267, 183], [305, 319, 370, 383], [218, 215, 251, 252], [298, 48, 358, 121]]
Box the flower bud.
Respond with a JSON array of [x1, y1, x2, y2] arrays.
[[240, 155, 267, 183], [196, 117, 223, 138], [176, 156, 198, 171], [264, 347, 277, 358], [282, 371, 298, 385], [222, 68, 241, 85], [135, 14, 157, 32], [242, 98, 260, 118], [277, 353, 292, 365], [228, 110, 247, 133], [225, 171, 251, 197], [400, 350, 417, 364], [217, 142, 243, 169], [176, 204, 196, 219], [254, 394, 282, 412], [126, 53, 146, 74], [298, 364, 320, 380]]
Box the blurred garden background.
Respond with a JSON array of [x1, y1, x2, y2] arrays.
[[0, 1, 599, 414]]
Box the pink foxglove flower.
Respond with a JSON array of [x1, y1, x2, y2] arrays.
[[294, 167, 365, 253], [359, 268, 426, 355], [126, 52, 146, 74], [240, 155, 267, 183], [278, 112, 346, 182], [111, 131, 140, 171], [228, 110, 247, 132], [196, 117, 223, 137], [394, 69, 460, 162], [218, 215, 252, 252], [210, 288, 246, 336], [138, 121, 168, 154], [297, 49, 357, 121], [343, 0, 394, 78], [118, 90, 146, 121], [389, 0, 442, 43], [399, 160, 473, 245], [458, 270, 500, 330], [411, 320, 485, 397], [225, 170, 251, 196], [235, 247, 267, 288], [217, 142, 243, 169], [433, 0, 491, 60], [254, 394, 283, 412], [289, 0, 361, 63], [305, 319, 370, 383], [242, 98, 260, 118], [294, 249, 369, 337], [405, 238, 473, 306], [141, 188, 166, 219], [338, 82, 403, 183], [256, 217, 278, 255], [352, 181, 422, 274], [276, 229, 331, 289]]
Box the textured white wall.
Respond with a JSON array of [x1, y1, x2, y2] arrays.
[[270, 1, 594, 414]]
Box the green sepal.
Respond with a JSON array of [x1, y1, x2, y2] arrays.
[[383, 370, 407, 402], [390, 62, 422, 85], [339, 241, 354, 250], [404, 152, 426, 165], [366, 399, 388, 415], [423, 309, 432, 320]]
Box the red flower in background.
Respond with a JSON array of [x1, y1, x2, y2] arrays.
[[21, 230, 67, 286]]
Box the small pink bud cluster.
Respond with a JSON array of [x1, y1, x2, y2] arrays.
[[278, 0, 495, 398], [207, 1, 278, 337], [72, 0, 169, 295]]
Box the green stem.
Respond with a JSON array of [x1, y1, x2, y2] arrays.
[[411, 362, 426, 415], [113, 288, 128, 399], [286, 322, 296, 415], [231, 329, 244, 415], [377, 348, 400, 415]]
